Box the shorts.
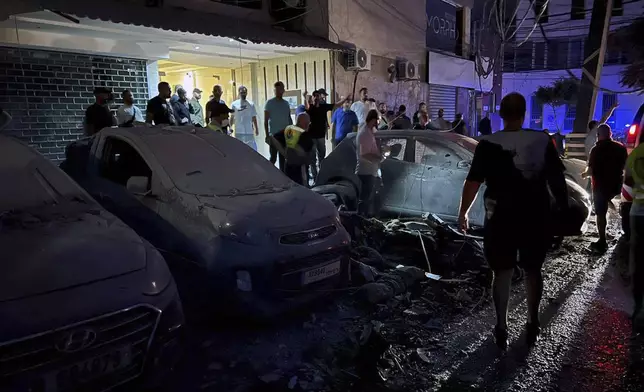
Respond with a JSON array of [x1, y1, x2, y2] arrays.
[[484, 222, 550, 271], [593, 189, 617, 217]]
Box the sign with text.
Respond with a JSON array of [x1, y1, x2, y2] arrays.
[[426, 0, 461, 54]]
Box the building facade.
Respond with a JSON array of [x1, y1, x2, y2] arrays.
[[502, 0, 644, 136], [1, 0, 487, 160]]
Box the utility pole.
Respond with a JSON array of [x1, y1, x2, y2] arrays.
[[572, 0, 613, 134]]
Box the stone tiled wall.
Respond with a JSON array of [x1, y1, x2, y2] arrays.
[[0, 47, 148, 161]]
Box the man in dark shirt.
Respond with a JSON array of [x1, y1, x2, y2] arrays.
[[146, 82, 176, 125], [458, 92, 568, 350], [304, 90, 350, 181], [479, 112, 492, 136], [171, 87, 192, 125], [272, 113, 314, 185], [84, 86, 115, 136], [392, 105, 412, 129], [583, 124, 628, 252]]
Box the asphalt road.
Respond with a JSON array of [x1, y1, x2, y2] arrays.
[[165, 215, 644, 392]]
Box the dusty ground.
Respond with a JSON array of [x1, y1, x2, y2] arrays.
[[163, 213, 644, 392]]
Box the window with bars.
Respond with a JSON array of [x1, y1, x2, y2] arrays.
[[530, 95, 544, 129], [568, 38, 584, 68], [571, 0, 585, 20], [602, 93, 618, 129], [546, 39, 568, 70], [534, 41, 546, 70], [564, 104, 576, 132]]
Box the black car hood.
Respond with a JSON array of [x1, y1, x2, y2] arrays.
[[0, 203, 147, 303]]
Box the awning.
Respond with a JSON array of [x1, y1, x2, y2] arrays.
[[1, 0, 347, 51]]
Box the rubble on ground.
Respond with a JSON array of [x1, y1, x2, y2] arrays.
[[176, 214, 490, 392]]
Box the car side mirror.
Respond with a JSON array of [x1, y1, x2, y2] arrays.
[[126, 176, 151, 196]]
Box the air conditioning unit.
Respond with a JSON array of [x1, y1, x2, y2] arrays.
[[397, 60, 420, 80], [347, 48, 371, 71]]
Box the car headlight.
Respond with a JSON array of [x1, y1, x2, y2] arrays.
[[142, 246, 172, 296], [218, 221, 267, 245]]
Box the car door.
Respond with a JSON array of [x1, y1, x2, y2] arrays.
[[413, 137, 471, 222], [376, 136, 418, 214]]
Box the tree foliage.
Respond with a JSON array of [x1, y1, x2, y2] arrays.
[[535, 78, 579, 107], [611, 17, 644, 92]]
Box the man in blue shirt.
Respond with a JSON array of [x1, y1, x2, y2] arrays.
[[331, 98, 359, 148], [264, 81, 293, 170]]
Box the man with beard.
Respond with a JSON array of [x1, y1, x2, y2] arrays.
[[116, 89, 144, 127], [85, 86, 116, 136], [413, 102, 430, 129], [146, 82, 176, 125], [231, 85, 259, 150], [351, 87, 370, 125], [189, 88, 205, 127]]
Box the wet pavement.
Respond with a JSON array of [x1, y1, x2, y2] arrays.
[[164, 215, 644, 392]]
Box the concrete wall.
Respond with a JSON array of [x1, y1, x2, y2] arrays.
[[0, 47, 148, 161], [503, 65, 643, 134], [328, 0, 429, 116]]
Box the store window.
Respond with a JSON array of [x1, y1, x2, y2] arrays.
[[215, 0, 262, 10]]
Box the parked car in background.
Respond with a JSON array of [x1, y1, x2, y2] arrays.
[[313, 130, 591, 237], [0, 135, 183, 392], [61, 126, 350, 318]]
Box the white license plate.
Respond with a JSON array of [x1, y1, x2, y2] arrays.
[[302, 261, 341, 285], [44, 346, 133, 392]]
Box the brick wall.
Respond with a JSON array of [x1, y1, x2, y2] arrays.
[[0, 47, 149, 161]]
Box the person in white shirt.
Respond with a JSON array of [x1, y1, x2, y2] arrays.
[[351, 87, 371, 125], [230, 85, 259, 150], [116, 90, 144, 127]]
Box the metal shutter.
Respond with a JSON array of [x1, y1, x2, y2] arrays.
[[428, 84, 457, 122]]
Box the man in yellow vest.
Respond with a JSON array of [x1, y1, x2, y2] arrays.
[[625, 140, 644, 328], [207, 102, 232, 134], [271, 113, 313, 185]]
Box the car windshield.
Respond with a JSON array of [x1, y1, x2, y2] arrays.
[[145, 133, 292, 196], [0, 158, 90, 212]]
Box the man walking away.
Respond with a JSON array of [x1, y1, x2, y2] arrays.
[[585, 102, 619, 160], [458, 92, 568, 350], [351, 87, 370, 125], [304, 90, 350, 180], [479, 112, 492, 136], [392, 105, 412, 129], [583, 124, 628, 253], [171, 87, 192, 125], [434, 108, 451, 130], [85, 86, 116, 136], [625, 141, 644, 328], [231, 85, 259, 151], [207, 102, 232, 134], [189, 88, 205, 127], [264, 81, 292, 171], [116, 90, 144, 127], [146, 82, 176, 125], [272, 113, 314, 185], [331, 97, 359, 148], [452, 113, 466, 135], [356, 109, 389, 216]]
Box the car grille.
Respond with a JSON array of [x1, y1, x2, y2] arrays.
[[0, 305, 160, 392], [279, 225, 337, 245]]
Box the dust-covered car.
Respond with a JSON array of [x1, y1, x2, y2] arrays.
[[313, 130, 591, 236], [60, 126, 350, 317], [0, 135, 184, 392]]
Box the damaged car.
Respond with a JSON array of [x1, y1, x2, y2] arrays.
[[0, 135, 183, 392], [60, 126, 350, 317], [313, 130, 591, 236]]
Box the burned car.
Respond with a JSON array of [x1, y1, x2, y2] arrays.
[[313, 130, 591, 236], [0, 135, 183, 392], [61, 126, 350, 317]]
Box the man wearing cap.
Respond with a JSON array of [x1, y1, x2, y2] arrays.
[[304, 89, 351, 181], [84, 86, 116, 136], [583, 123, 628, 252], [171, 87, 192, 125], [231, 85, 259, 150], [207, 102, 232, 134], [189, 88, 205, 127]]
